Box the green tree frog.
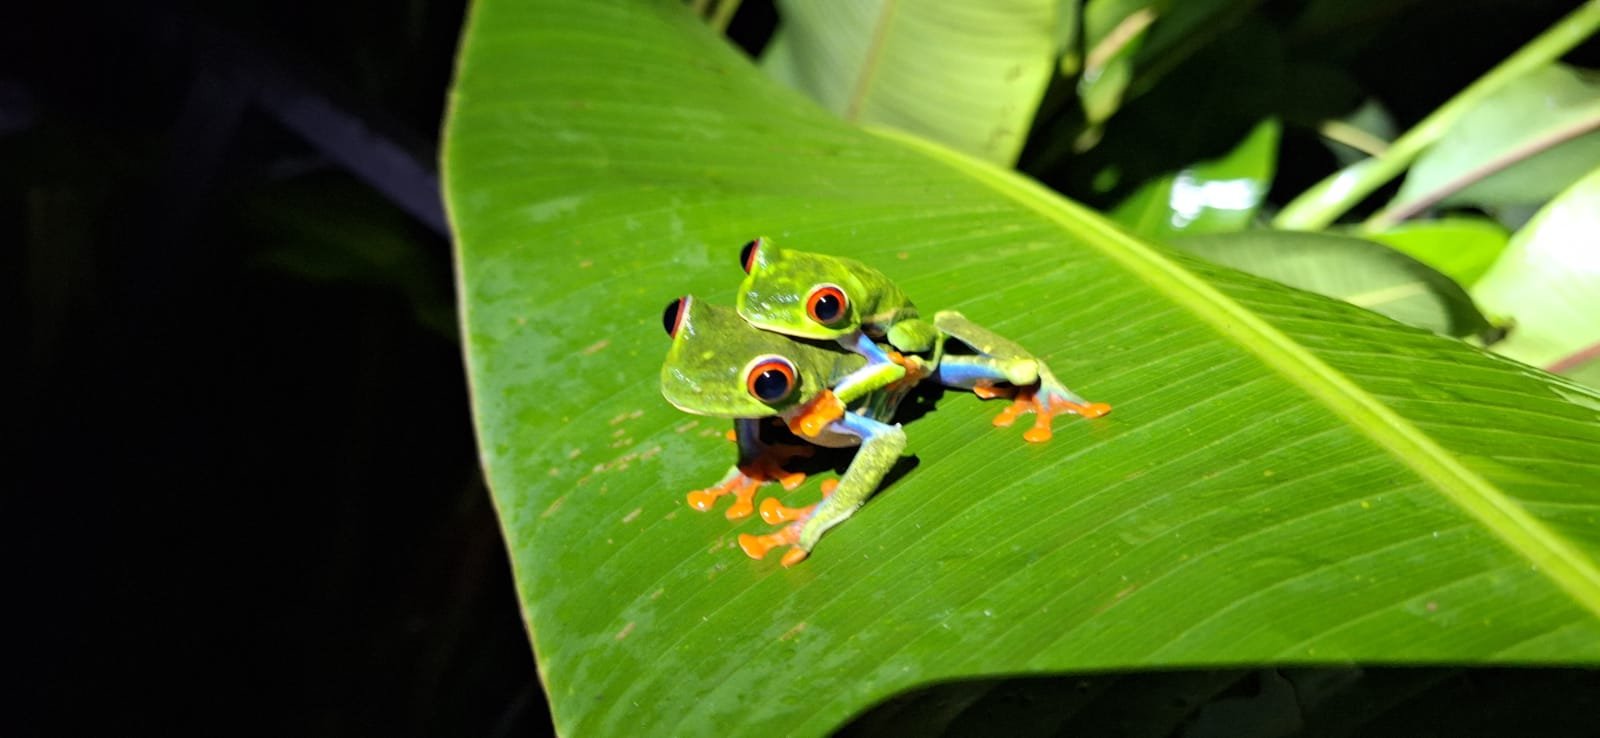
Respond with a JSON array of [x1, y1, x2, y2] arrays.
[[660, 295, 914, 566], [735, 237, 1110, 442]]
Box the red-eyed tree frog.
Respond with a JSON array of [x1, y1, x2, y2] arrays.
[[660, 296, 916, 566], [735, 237, 1110, 442]]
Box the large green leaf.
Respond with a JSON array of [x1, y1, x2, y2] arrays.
[[1472, 166, 1600, 383], [1383, 64, 1600, 222], [1361, 216, 1510, 288], [443, 2, 1600, 735], [761, 0, 1058, 165]]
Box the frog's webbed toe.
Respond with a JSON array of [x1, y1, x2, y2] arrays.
[[758, 478, 837, 525], [992, 384, 1112, 443], [685, 445, 813, 518], [685, 473, 762, 519], [738, 524, 808, 567]]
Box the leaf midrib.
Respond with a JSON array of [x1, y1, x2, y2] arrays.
[[843, 0, 899, 121], [871, 125, 1600, 621]]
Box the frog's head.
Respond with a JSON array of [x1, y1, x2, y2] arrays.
[[735, 237, 866, 341], [660, 295, 818, 418]]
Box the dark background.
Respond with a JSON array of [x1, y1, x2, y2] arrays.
[[8, 1, 545, 735], [6, 1, 1596, 736]]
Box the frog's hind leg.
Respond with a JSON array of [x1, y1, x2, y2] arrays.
[[1007, 364, 1112, 442], [740, 413, 905, 566], [931, 311, 1039, 385], [931, 312, 1111, 442]]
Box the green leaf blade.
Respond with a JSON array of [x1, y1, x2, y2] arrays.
[[1110, 117, 1279, 240]]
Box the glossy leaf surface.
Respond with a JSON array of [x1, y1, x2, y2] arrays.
[[442, 2, 1600, 735], [1110, 117, 1278, 239], [1361, 216, 1510, 288], [1388, 64, 1600, 218], [1170, 231, 1492, 338], [762, 0, 1058, 165], [1473, 166, 1600, 382]]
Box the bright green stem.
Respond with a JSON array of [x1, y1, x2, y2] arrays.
[[1272, 0, 1600, 231], [708, 0, 743, 33]]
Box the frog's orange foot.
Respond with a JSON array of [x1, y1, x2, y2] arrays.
[[743, 450, 809, 492], [992, 387, 1112, 443], [726, 482, 759, 519], [1060, 399, 1113, 420], [686, 473, 761, 518], [759, 497, 815, 525], [738, 523, 800, 560], [758, 475, 839, 524], [788, 389, 846, 438], [686, 463, 798, 519]]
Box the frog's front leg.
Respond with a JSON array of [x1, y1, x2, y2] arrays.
[[787, 331, 906, 438], [739, 411, 906, 566], [932, 311, 1111, 443], [687, 418, 811, 519]]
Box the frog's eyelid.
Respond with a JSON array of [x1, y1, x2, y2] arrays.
[[663, 295, 691, 338], [740, 238, 764, 274]]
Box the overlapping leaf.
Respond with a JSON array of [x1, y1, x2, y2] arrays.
[[1363, 216, 1510, 288], [442, 2, 1600, 735], [1473, 166, 1600, 383], [1387, 64, 1600, 220], [762, 0, 1058, 165], [1170, 230, 1491, 338]]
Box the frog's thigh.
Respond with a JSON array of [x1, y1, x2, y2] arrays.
[[797, 413, 906, 551], [935, 355, 1037, 389], [932, 310, 1033, 359], [931, 312, 1038, 386]]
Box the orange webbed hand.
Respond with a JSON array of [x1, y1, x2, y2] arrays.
[[787, 389, 846, 438]]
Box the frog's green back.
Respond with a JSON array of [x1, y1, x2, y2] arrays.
[[660, 296, 865, 418]]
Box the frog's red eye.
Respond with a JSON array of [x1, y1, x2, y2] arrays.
[[662, 296, 691, 338], [744, 355, 798, 403], [740, 238, 763, 274], [805, 284, 849, 327]]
